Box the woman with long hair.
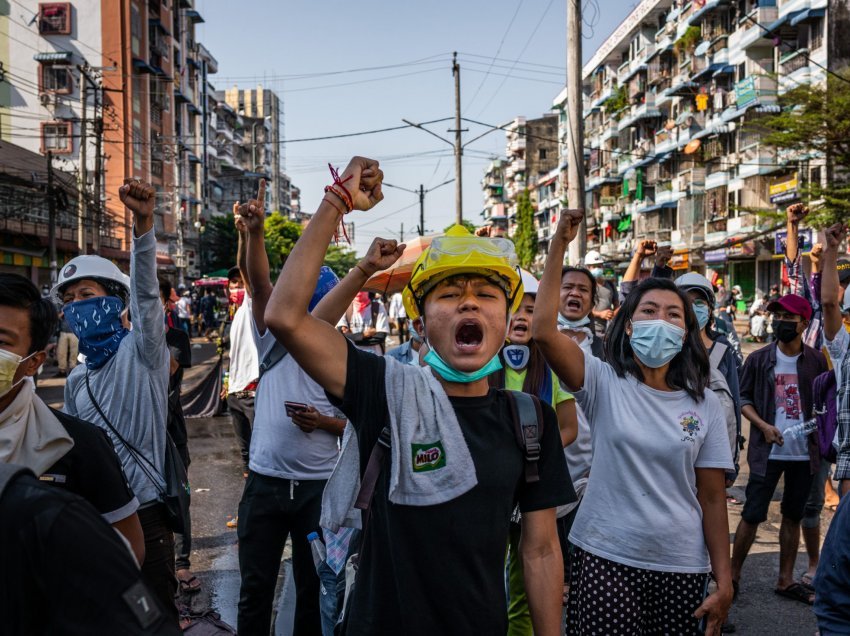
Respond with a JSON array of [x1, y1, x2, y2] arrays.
[[534, 210, 734, 635], [489, 269, 577, 636]]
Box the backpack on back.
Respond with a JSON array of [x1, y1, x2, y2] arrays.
[[812, 369, 838, 463], [708, 343, 739, 464]]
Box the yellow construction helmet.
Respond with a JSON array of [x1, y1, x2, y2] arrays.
[[402, 224, 523, 321]]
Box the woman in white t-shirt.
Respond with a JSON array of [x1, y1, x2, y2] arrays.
[[534, 210, 734, 635]]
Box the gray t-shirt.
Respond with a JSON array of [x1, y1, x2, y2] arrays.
[[592, 282, 615, 337], [570, 354, 733, 573], [248, 321, 343, 480]]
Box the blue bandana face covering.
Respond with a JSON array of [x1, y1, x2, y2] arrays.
[[629, 319, 685, 369], [64, 296, 129, 369], [423, 347, 502, 383]]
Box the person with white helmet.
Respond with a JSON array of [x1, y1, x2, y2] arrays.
[[263, 156, 572, 636], [584, 250, 618, 338], [56, 179, 176, 624], [488, 269, 578, 635]]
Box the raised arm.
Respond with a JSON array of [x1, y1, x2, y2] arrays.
[[623, 240, 657, 283], [264, 157, 400, 399], [311, 238, 404, 326], [118, 180, 166, 370], [236, 181, 274, 331], [533, 209, 586, 391], [822, 223, 848, 341], [784, 203, 811, 299]]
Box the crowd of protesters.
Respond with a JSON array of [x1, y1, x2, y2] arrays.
[[1, 159, 849, 636]]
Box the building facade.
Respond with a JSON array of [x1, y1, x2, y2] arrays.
[[553, 0, 843, 300]]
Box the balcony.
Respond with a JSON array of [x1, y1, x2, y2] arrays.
[[738, 145, 777, 179], [705, 169, 730, 190], [730, 6, 779, 50], [511, 158, 526, 174], [618, 96, 662, 131], [509, 137, 527, 153]]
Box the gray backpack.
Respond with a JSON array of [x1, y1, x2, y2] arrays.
[[708, 342, 738, 462]]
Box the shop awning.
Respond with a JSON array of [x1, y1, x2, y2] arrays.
[[33, 51, 73, 63], [132, 58, 156, 74], [638, 201, 678, 214], [688, 0, 724, 26], [184, 9, 204, 23], [713, 64, 735, 77], [791, 8, 825, 26]]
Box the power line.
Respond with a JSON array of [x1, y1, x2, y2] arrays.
[[214, 54, 451, 82]]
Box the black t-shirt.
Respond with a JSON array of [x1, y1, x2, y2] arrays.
[[332, 342, 573, 635], [41, 410, 138, 524], [165, 327, 192, 461], [0, 473, 180, 635]]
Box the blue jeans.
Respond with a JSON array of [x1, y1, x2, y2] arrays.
[[814, 495, 850, 633], [316, 561, 338, 636]]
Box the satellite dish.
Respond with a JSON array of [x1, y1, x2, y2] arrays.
[[684, 139, 702, 154]]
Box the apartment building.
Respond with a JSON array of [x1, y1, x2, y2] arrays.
[[555, 0, 842, 299], [0, 0, 212, 283], [481, 158, 508, 233]]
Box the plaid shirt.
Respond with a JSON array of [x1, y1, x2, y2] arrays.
[[825, 328, 850, 481], [785, 250, 823, 349]]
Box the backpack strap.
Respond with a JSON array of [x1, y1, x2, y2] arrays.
[[258, 340, 289, 378], [709, 341, 727, 371], [0, 463, 33, 500], [505, 391, 544, 484], [354, 426, 391, 513]]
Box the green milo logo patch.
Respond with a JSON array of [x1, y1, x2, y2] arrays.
[[411, 441, 446, 472]]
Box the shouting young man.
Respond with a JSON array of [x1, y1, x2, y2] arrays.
[[263, 157, 571, 636]]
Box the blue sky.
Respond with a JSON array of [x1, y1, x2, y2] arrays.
[[197, 0, 632, 254]]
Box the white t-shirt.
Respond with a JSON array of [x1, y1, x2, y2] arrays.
[[337, 301, 390, 356], [570, 354, 733, 573], [228, 298, 259, 393], [249, 321, 343, 480], [176, 297, 192, 319], [559, 335, 593, 518], [389, 293, 406, 320], [769, 349, 808, 461]]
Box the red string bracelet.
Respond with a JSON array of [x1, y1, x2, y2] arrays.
[[328, 163, 354, 206], [322, 194, 345, 216], [324, 184, 353, 212]]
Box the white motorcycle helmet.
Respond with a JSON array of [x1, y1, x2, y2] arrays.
[[51, 255, 131, 305], [519, 269, 539, 296], [584, 250, 604, 266]]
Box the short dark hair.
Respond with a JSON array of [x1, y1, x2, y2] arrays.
[[561, 266, 598, 306], [0, 274, 59, 353], [604, 277, 709, 402], [227, 266, 242, 282], [158, 278, 172, 301]]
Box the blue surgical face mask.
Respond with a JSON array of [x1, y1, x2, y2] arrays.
[[423, 346, 502, 383], [693, 302, 710, 330], [629, 319, 686, 369], [558, 313, 591, 329], [590, 267, 603, 279], [64, 296, 129, 370]]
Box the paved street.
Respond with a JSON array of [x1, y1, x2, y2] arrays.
[[36, 330, 833, 635]]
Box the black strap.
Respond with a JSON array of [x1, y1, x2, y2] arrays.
[[505, 390, 543, 483], [85, 371, 166, 499], [0, 463, 33, 500], [370, 300, 379, 329], [259, 340, 289, 378]]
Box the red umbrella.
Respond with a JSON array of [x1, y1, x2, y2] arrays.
[[362, 235, 434, 295]]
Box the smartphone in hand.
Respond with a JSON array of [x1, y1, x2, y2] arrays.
[[285, 401, 309, 419]]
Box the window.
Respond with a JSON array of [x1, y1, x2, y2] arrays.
[[41, 121, 72, 154], [38, 3, 71, 35], [130, 5, 142, 57], [809, 20, 824, 51], [539, 148, 548, 160], [40, 64, 73, 93]]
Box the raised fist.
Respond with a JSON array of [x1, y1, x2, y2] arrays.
[[335, 157, 385, 212], [786, 203, 809, 224], [119, 179, 155, 220], [359, 237, 405, 276], [824, 223, 847, 251], [557, 208, 584, 245], [636, 240, 657, 258]]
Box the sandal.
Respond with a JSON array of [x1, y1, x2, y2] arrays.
[[774, 583, 814, 605], [177, 572, 202, 594], [799, 573, 815, 593]]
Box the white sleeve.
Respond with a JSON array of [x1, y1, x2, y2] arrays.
[[572, 354, 612, 425], [695, 393, 735, 470], [825, 328, 850, 367], [375, 306, 390, 334]]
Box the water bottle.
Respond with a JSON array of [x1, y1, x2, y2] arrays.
[[307, 531, 326, 569], [786, 418, 817, 441]]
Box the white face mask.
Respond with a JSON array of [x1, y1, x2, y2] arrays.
[[0, 348, 36, 400]]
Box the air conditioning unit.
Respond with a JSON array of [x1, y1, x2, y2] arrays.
[[39, 92, 53, 107]]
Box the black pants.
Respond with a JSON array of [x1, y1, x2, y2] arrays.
[[138, 503, 178, 625], [237, 472, 325, 636], [227, 394, 255, 472]]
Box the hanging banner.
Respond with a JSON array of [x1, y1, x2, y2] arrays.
[[769, 173, 798, 204], [736, 77, 758, 109], [774, 228, 813, 254], [600, 196, 617, 206]]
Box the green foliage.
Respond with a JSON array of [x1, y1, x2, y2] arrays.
[[264, 214, 303, 270], [759, 68, 850, 227], [512, 190, 538, 270], [323, 244, 359, 278], [605, 85, 629, 116], [203, 216, 239, 274], [444, 219, 478, 234], [675, 26, 701, 53]]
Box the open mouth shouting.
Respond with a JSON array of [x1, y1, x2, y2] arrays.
[[564, 297, 583, 313], [455, 319, 484, 353], [509, 320, 529, 341]]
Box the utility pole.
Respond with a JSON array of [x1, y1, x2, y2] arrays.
[[77, 67, 88, 254], [47, 151, 58, 284], [92, 83, 103, 253], [566, 0, 587, 262], [419, 184, 425, 236], [452, 52, 463, 225], [400, 223, 404, 243]]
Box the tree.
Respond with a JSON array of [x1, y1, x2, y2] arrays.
[[203, 216, 239, 274], [323, 244, 359, 278], [264, 213, 302, 271], [513, 190, 538, 269], [759, 68, 850, 227]]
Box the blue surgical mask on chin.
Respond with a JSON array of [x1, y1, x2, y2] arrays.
[[64, 296, 129, 370], [629, 319, 685, 369], [558, 313, 591, 329], [693, 303, 710, 330], [423, 346, 502, 383]]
